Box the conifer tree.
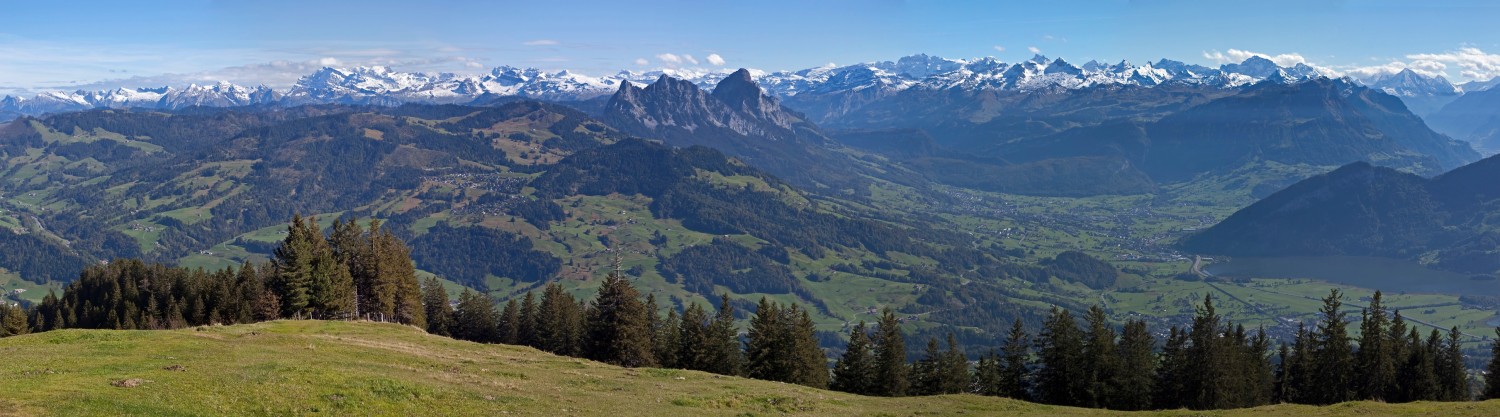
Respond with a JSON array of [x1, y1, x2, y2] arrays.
[[420, 276, 452, 336], [677, 301, 712, 372], [583, 268, 655, 368], [270, 215, 316, 317], [872, 309, 909, 397], [1311, 289, 1353, 405], [0, 303, 28, 337], [1355, 291, 1393, 401], [974, 350, 1003, 397], [537, 283, 582, 356], [746, 298, 788, 382], [1183, 294, 1231, 409], [1484, 328, 1500, 400], [1036, 306, 1085, 406], [1439, 326, 1469, 401], [788, 305, 830, 388], [654, 307, 682, 368], [1385, 310, 1410, 400], [1113, 319, 1155, 410], [517, 292, 538, 348], [704, 294, 743, 376], [913, 336, 945, 396], [497, 299, 519, 344], [1399, 329, 1440, 401], [998, 318, 1031, 401], [832, 321, 875, 395], [936, 333, 970, 394], [453, 288, 497, 343], [1080, 305, 1117, 408]]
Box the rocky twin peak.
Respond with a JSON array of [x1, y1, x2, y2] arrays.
[[606, 69, 797, 141]]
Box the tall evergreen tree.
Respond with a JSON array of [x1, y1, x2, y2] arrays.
[[1355, 291, 1394, 401], [974, 350, 1003, 397], [704, 295, 743, 376], [654, 307, 681, 368], [420, 276, 452, 336], [1080, 305, 1117, 408], [1155, 326, 1188, 409], [1310, 289, 1354, 405], [1183, 294, 1232, 409], [746, 298, 788, 382], [936, 333, 970, 394], [0, 303, 28, 337], [1398, 329, 1440, 401], [1484, 328, 1500, 400], [677, 301, 712, 372], [788, 305, 830, 388], [537, 283, 582, 356], [270, 215, 317, 318], [497, 299, 519, 344], [1036, 306, 1085, 406], [872, 309, 909, 397], [583, 268, 655, 367], [913, 336, 945, 396], [1113, 319, 1155, 410], [1385, 310, 1410, 400], [452, 288, 497, 343], [998, 318, 1031, 401], [1439, 326, 1469, 401], [832, 321, 875, 395], [517, 292, 538, 348]]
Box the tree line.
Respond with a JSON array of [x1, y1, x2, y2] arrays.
[[825, 290, 1500, 410], [15, 215, 426, 333]]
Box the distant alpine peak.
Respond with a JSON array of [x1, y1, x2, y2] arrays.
[[0, 53, 1455, 118]]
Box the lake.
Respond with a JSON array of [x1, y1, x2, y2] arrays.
[[1203, 256, 1500, 296]]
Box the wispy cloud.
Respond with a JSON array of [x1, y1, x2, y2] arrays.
[[1028, 46, 1041, 54], [1406, 47, 1500, 81], [706, 53, 725, 66], [993, 45, 1006, 53], [1201, 49, 1309, 67], [523, 39, 559, 46]]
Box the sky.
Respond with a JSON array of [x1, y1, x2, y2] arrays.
[[3, 0, 1500, 95]]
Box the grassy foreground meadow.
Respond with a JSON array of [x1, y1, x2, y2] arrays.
[[0, 320, 1496, 417]]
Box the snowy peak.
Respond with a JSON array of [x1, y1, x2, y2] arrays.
[[1368, 68, 1460, 97]]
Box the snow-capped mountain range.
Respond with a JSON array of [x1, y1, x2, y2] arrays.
[[0, 54, 1475, 119]]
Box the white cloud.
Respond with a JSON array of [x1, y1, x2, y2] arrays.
[[634, 58, 649, 66], [318, 57, 340, 66], [523, 39, 559, 46], [683, 54, 699, 65], [992, 45, 1005, 53], [656, 53, 682, 64], [1202, 49, 1309, 67], [1406, 47, 1500, 81], [706, 53, 725, 66], [1028, 46, 1041, 54]]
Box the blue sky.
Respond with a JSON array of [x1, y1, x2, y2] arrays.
[[3, 0, 1500, 94]]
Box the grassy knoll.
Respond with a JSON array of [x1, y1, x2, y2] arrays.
[[1, 320, 1497, 417]]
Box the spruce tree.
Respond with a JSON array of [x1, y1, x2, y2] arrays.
[[1113, 319, 1155, 410], [872, 309, 909, 397], [788, 305, 830, 388], [937, 333, 970, 394], [1311, 289, 1353, 405], [1080, 305, 1117, 408], [677, 302, 712, 372], [497, 299, 519, 344], [1036, 306, 1085, 406], [746, 298, 788, 382], [453, 288, 497, 343], [0, 303, 28, 337], [1439, 326, 1469, 401], [583, 269, 655, 367], [1355, 291, 1394, 401], [1484, 327, 1500, 400], [517, 292, 538, 348], [998, 318, 1031, 401], [537, 283, 582, 356], [270, 215, 316, 318], [705, 295, 743, 376], [420, 276, 452, 336], [1399, 329, 1440, 401], [832, 321, 875, 395], [974, 350, 1003, 397], [1385, 310, 1410, 400], [913, 336, 944, 395], [1183, 294, 1229, 409], [654, 308, 681, 368]]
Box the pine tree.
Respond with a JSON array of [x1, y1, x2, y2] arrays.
[[453, 288, 497, 343], [677, 302, 712, 372], [872, 309, 909, 397], [1241, 327, 1274, 407], [704, 294, 743, 376], [420, 276, 452, 336], [998, 318, 1031, 401], [270, 215, 316, 318], [1385, 310, 1410, 400], [537, 283, 582, 356], [1484, 328, 1500, 400], [1399, 329, 1440, 401], [1439, 326, 1469, 401], [832, 321, 875, 395], [1183, 294, 1231, 409], [746, 298, 788, 382], [937, 333, 970, 394], [583, 269, 655, 367], [0, 303, 28, 337], [517, 292, 538, 348], [1113, 319, 1155, 410], [974, 350, 1003, 397], [1354, 291, 1394, 401], [654, 307, 682, 368], [1310, 289, 1353, 405], [497, 299, 520, 344], [1036, 306, 1085, 406], [788, 305, 829, 388], [1080, 305, 1117, 408], [913, 336, 944, 396]]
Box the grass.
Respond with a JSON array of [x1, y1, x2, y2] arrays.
[[0, 320, 1496, 417]]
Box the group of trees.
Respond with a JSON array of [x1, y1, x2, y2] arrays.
[[16, 215, 427, 333], [421, 263, 831, 387], [827, 290, 1500, 410]]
